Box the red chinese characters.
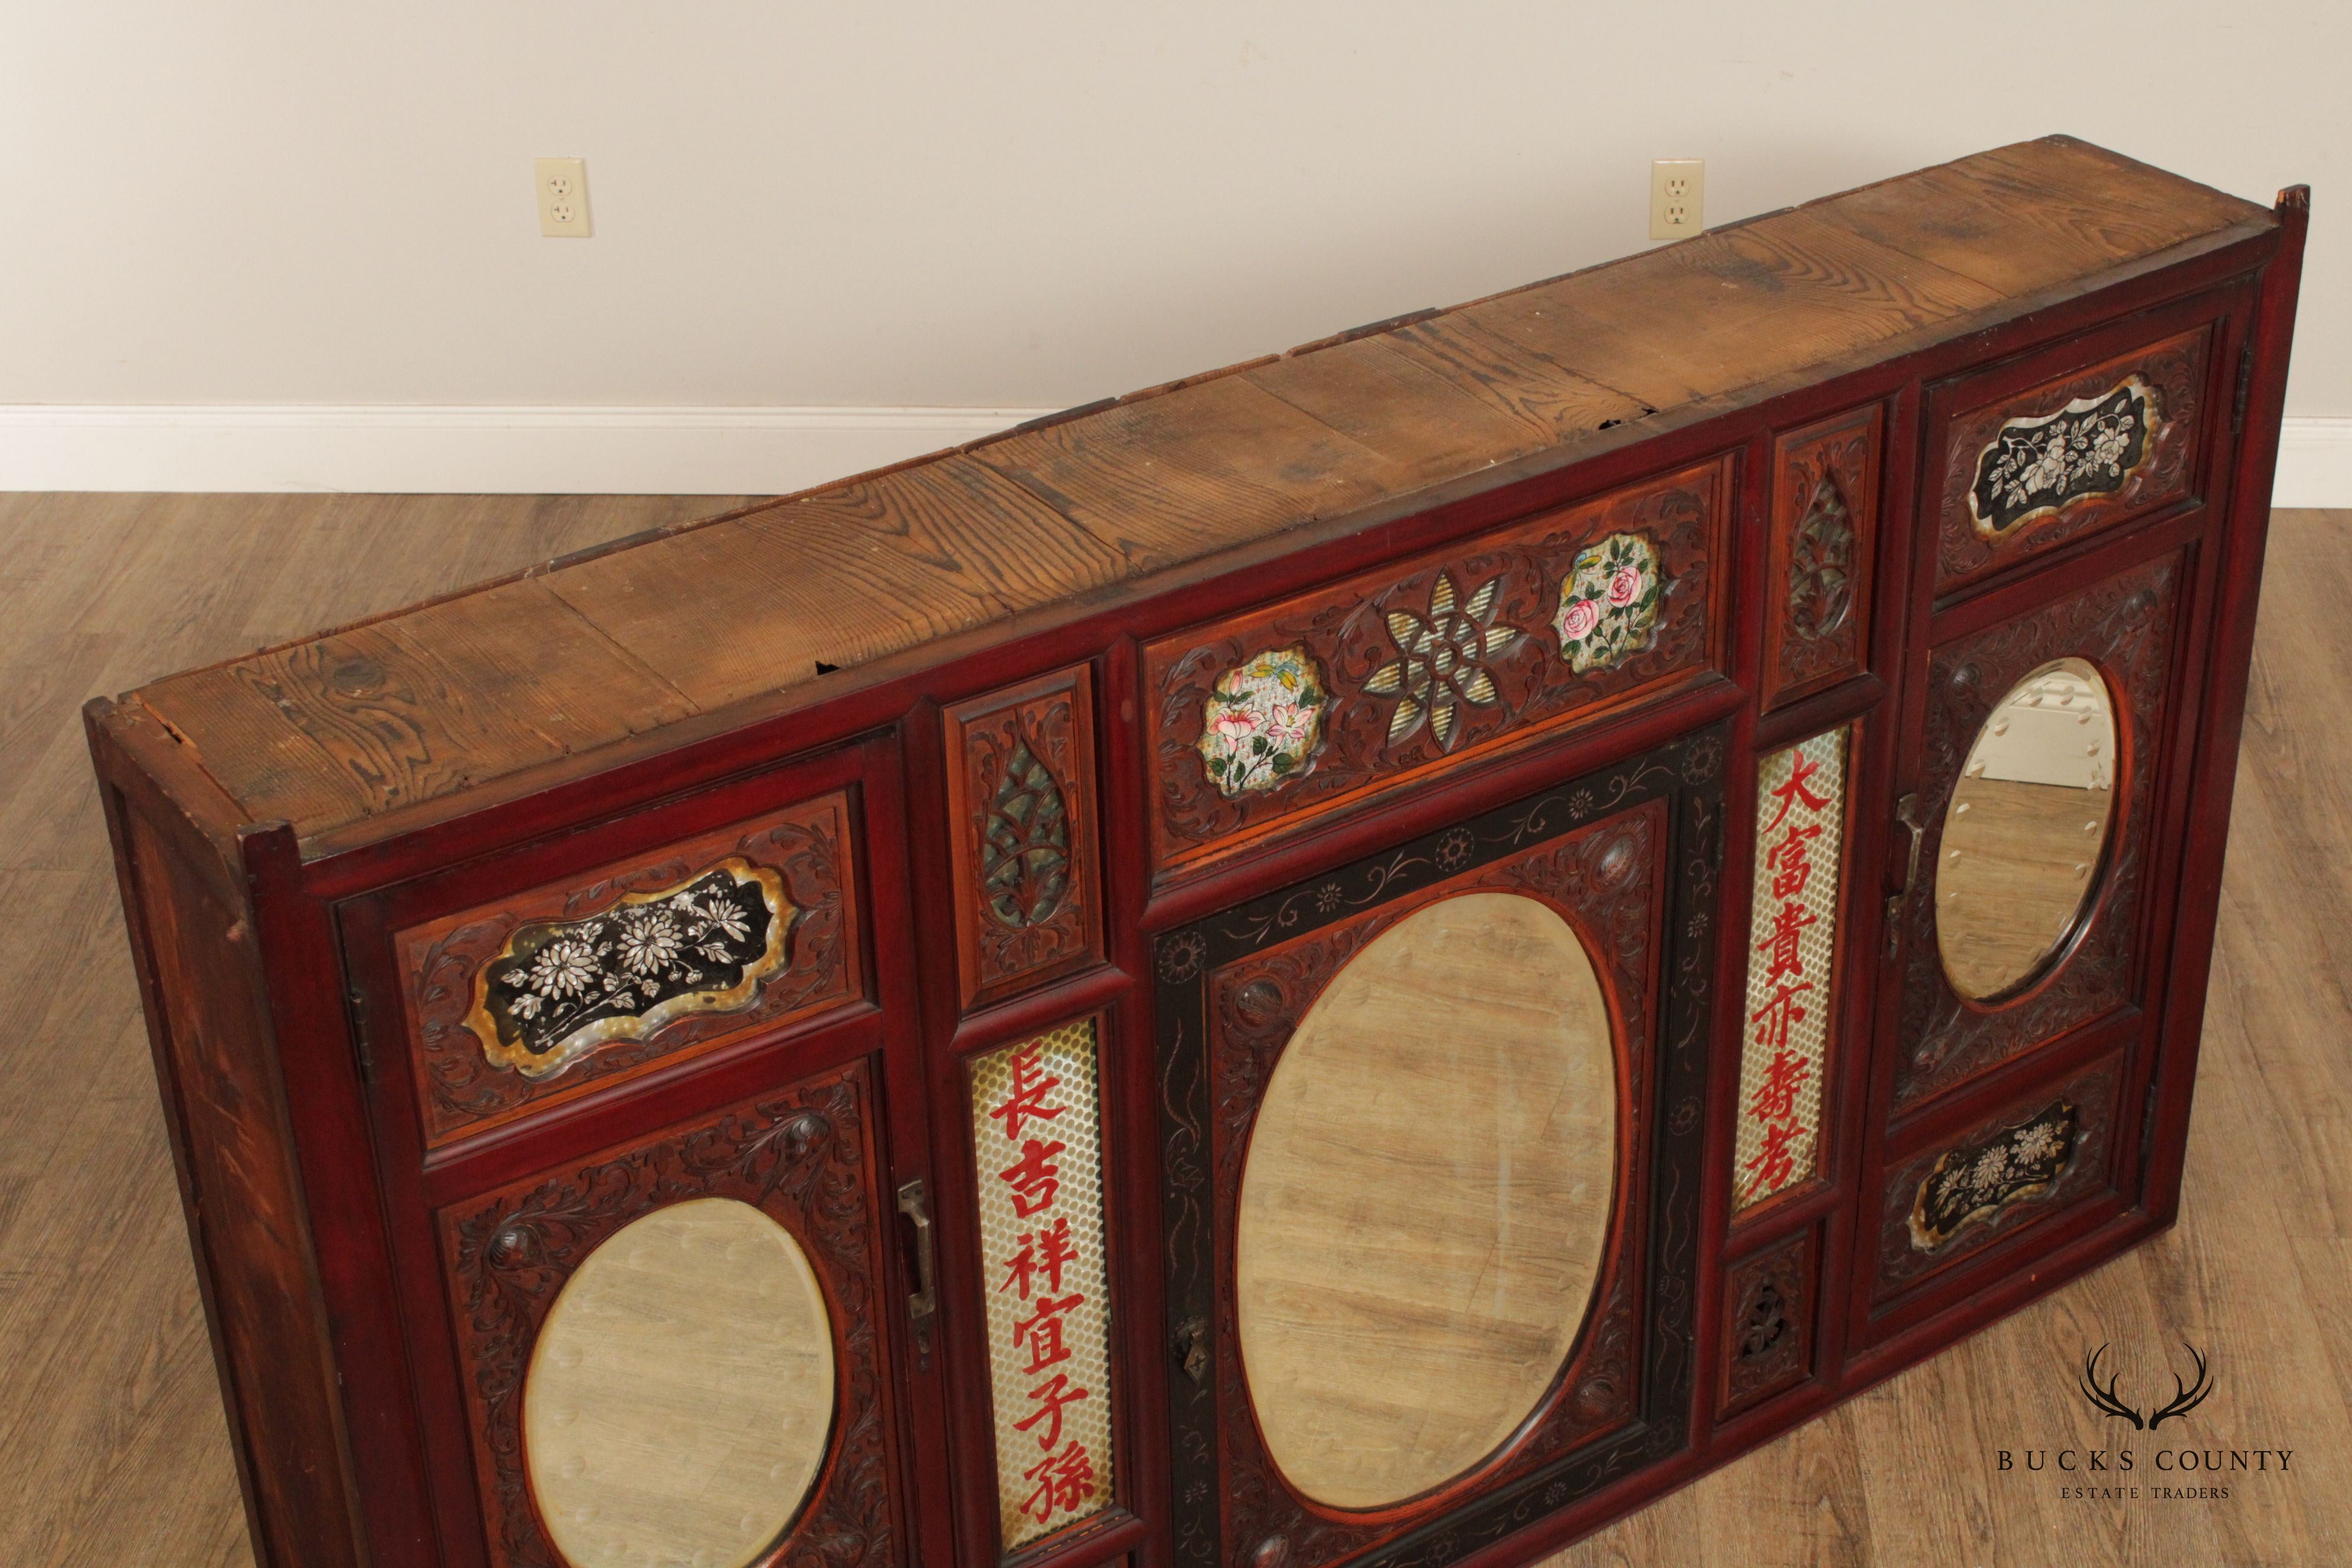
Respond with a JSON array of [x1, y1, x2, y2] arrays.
[[1739, 736, 1844, 1208], [987, 1039, 1103, 1532]]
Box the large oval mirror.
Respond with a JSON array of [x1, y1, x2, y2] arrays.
[[1234, 891, 1617, 1512], [1936, 656, 2120, 1002], [524, 1197, 835, 1568]]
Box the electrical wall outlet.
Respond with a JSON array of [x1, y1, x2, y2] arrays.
[[535, 157, 592, 238], [1650, 158, 1703, 241]]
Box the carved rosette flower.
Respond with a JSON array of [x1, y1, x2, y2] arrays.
[[1554, 532, 1664, 674], [1361, 571, 1520, 752], [1197, 646, 1329, 798]]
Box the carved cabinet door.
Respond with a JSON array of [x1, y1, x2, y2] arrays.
[[1857, 286, 2250, 1330], [338, 734, 951, 1568], [1152, 728, 1727, 1568]]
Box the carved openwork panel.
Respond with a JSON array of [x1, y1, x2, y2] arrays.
[[944, 667, 1103, 1009], [436, 1057, 904, 1568], [1145, 458, 1732, 872], [967, 1019, 1118, 1551], [1933, 326, 2210, 594], [1720, 1229, 1815, 1417], [1873, 1053, 2122, 1301], [1155, 729, 1725, 1568], [1734, 727, 1851, 1215], [400, 793, 864, 1145], [1893, 553, 2180, 1110], [1765, 404, 1881, 710]]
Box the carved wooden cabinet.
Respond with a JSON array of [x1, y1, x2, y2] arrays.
[[89, 139, 2305, 1568]]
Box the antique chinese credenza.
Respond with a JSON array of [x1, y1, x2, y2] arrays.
[[89, 138, 2307, 1568]]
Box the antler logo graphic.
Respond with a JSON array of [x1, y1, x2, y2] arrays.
[[2075, 1342, 2214, 1429]]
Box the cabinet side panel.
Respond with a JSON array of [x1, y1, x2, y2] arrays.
[[115, 799, 365, 1568]]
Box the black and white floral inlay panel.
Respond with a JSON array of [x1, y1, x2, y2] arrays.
[[468, 858, 793, 1080], [1907, 1096, 2077, 1251], [1968, 378, 2160, 536]]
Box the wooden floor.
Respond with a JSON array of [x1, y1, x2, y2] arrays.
[[1, 495, 2344, 1567]]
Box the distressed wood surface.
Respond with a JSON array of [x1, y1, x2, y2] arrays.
[[4, 494, 2343, 1565], [117, 138, 2273, 845]]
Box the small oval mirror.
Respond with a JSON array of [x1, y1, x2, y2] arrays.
[[1234, 890, 1617, 1512], [1936, 656, 2119, 1001], [524, 1197, 835, 1568]]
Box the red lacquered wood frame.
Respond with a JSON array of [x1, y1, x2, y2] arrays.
[[84, 181, 2307, 1568]]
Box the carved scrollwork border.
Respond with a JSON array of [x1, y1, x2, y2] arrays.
[[1894, 551, 2181, 1109], [436, 1059, 901, 1568], [400, 792, 864, 1146], [1144, 458, 1731, 873], [1933, 325, 2210, 594], [1154, 725, 1724, 1568]]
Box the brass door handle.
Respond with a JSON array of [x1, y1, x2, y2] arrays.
[[1886, 792, 1925, 959], [896, 1177, 938, 1351]]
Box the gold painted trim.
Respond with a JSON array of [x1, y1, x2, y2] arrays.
[[463, 857, 796, 1082]]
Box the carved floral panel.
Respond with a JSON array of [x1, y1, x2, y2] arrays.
[[436, 1058, 903, 1568], [399, 793, 863, 1146], [945, 668, 1103, 1008], [1874, 1054, 2121, 1300], [1765, 404, 1881, 710], [1894, 553, 2180, 1110], [1146, 457, 1730, 872], [1721, 1229, 1815, 1417], [1933, 325, 2209, 594]]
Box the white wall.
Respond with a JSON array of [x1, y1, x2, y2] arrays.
[[0, 2, 2340, 493]]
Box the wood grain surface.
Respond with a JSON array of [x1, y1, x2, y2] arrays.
[[1234, 891, 1616, 1512], [112, 138, 2275, 847], [1936, 776, 2115, 1002], [8, 492, 2345, 1565]]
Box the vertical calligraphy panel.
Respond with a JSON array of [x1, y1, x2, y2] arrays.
[[1734, 727, 1850, 1213], [969, 1020, 1117, 1552]]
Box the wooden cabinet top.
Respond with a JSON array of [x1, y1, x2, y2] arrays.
[[103, 136, 2275, 854]]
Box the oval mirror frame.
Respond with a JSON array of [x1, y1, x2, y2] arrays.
[[1233, 890, 1621, 1514], [1934, 655, 2123, 1005], [522, 1196, 837, 1568]]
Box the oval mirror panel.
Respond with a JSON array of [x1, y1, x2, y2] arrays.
[[1936, 656, 2120, 1001], [524, 1197, 835, 1568], [1234, 891, 1618, 1512]]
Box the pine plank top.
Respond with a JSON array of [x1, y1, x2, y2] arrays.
[[120, 136, 2275, 847]]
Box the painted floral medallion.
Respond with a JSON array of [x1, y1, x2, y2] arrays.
[[1554, 533, 1664, 674], [1197, 647, 1329, 798]]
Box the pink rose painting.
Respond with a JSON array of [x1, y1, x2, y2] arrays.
[[1553, 532, 1662, 675]]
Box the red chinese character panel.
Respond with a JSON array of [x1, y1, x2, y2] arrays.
[[1734, 727, 1850, 1212], [969, 1020, 1115, 1550]]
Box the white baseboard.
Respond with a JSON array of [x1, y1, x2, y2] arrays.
[[2273, 417, 2352, 508], [4, 404, 2349, 504], [0, 404, 1060, 495]]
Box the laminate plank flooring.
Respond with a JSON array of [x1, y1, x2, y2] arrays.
[[0, 493, 2343, 1567]]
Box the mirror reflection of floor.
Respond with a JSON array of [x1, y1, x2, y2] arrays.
[[1937, 775, 2115, 998]]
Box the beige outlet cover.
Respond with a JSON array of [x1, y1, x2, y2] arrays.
[[535, 156, 592, 237]]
